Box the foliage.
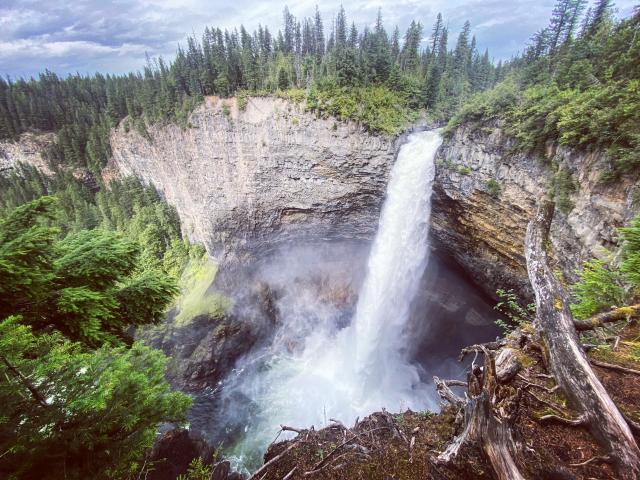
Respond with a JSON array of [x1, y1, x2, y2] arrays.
[[620, 216, 640, 290], [551, 167, 575, 213], [174, 253, 230, 326], [571, 259, 626, 319], [0, 170, 193, 278], [571, 216, 640, 318], [494, 288, 535, 333], [176, 458, 213, 480], [0, 6, 503, 159], [485, 179, 501, 197], [448, 6, 640, 177], [306, 82, 416, 134], [0, 317, 191, 480], [0, 197, 178, 346], [445, 78, 520, 132]]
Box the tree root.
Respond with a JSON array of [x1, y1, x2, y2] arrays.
[[569, 454, 612, 467], [517, 373, 559, 393], [539, 413, 587, 427], [435, 348, 526, 480], [524, 389, 565, 415]]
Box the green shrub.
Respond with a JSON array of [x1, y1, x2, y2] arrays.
[[486, 178, 501, 197], [571, 259, 626, 319], [620, 216, 640, 290], [306, 83, 416, 135], [494, 288, 535, 333]]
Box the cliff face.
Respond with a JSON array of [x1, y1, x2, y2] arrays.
[[111, 97, 396, 261], [0, 132, 55, 175], [432, 124, 639, 297]]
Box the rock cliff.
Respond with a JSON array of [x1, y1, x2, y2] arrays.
[[110, 96, 396, 261], [432, 123, 639, 298], [0, 132, 55, 175]]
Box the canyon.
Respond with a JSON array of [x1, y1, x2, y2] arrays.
[[106, 96, 638, 296], [2, 95, 638, 478], [3, 96, 634, 293]]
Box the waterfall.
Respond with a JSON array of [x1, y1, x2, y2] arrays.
[[224, 130, 444, 471], [353, 129, 443, 395]]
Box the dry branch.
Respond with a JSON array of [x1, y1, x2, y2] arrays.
[[303, 427, 388, 476], [249, 441, 299, 480], [590, 358, 640, 376], [433, 376, 465, 407], [539, 413, 586, 427], [458, 339, 506, 361]]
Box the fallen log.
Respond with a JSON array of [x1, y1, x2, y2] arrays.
[[574, 305, 640, 331], [525, 201, 640, 478]]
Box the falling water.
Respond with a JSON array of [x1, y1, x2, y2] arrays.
[[353, 129, 443, 395], [222, 129, 444, 471]]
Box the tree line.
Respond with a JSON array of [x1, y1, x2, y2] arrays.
[[449, 0, 639, 178], [0, 6, 504, 172]]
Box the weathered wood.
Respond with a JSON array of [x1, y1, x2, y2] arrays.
[[495, 348, 521, 383], [433, 376, 465, 407], [574, 305, 640, 331], [525, 201, 640, 478], [590, 358, 640, 376], [436, 348, 525, 480], [458, 339, 506, 361]]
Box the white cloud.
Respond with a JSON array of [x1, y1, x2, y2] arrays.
[[0, 0, 638, 77]]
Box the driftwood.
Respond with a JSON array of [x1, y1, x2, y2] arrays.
[[574, 305, 640, 331], [525, 201, 640, 478], [435, 347, 525, 480]]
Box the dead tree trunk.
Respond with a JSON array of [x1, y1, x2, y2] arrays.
[[436, 348, 525, 480], [525, 201, 640, 479]]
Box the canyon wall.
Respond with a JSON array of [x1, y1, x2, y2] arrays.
[[0, 132, 55, 175], [432, 123, 639, 297], [3, 98, 637, 299], [110, 97, 396, 262]]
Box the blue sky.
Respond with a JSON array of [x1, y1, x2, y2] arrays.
[[0, 0, 637, 78]]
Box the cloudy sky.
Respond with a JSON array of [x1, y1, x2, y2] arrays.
[[1, 0, 637, 78]]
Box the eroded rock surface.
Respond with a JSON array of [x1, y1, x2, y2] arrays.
[[0, 132, 55, 175], [111, 97, 396, 262], [432, 124, 639, 298]]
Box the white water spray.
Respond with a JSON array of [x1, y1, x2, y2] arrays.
[[226, 130, 443, 469]]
